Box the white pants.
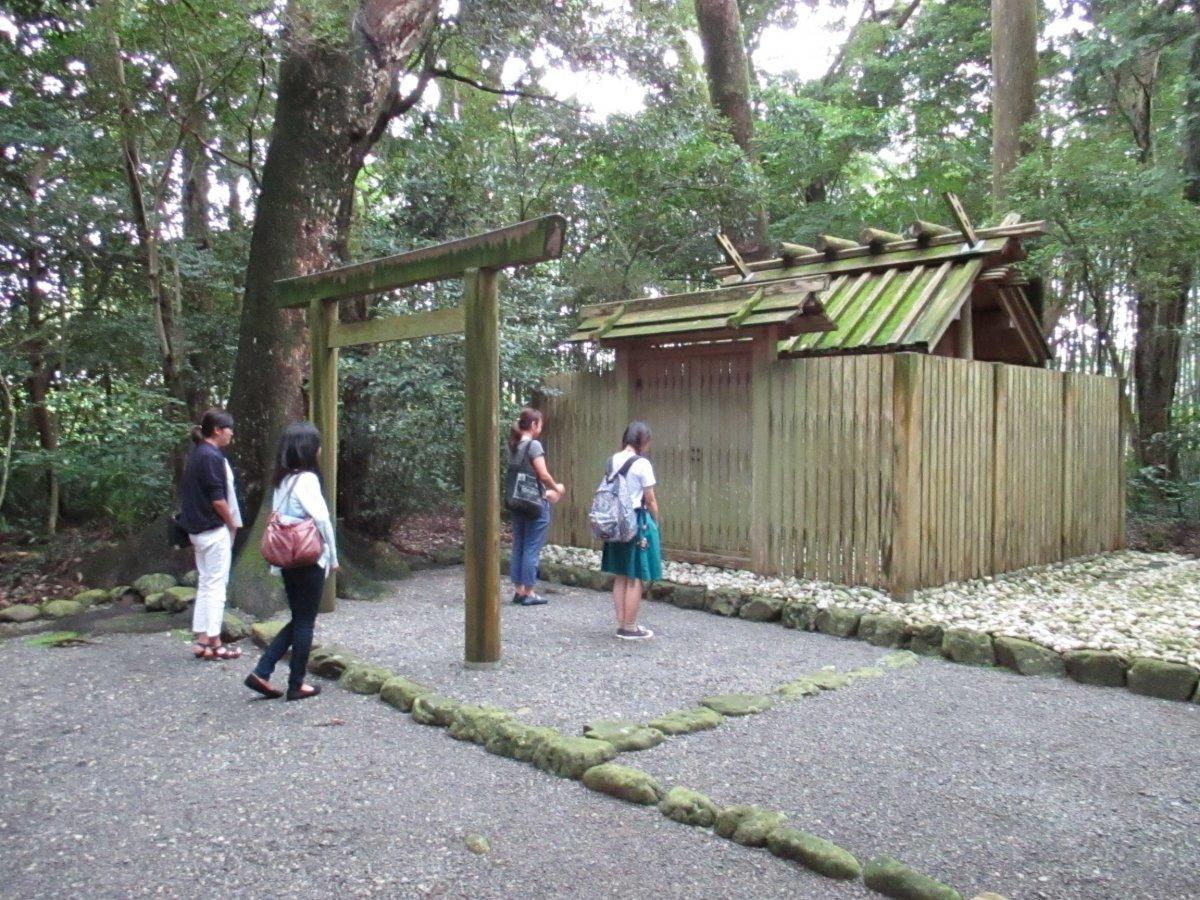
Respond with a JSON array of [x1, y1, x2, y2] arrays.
[[190, 526, 231, 637]]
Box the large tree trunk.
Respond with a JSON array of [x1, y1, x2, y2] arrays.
[[1135, 2, 1200, 477], [181, 81, 215, 423], [990, 0, 1038, 209], [225, 0, 436, 615], [694, 0, 770, 258]]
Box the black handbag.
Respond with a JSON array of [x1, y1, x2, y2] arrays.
[[504, 440, 544, 519], [167, 513, 190, 550]]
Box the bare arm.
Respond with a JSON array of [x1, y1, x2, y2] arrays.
[[531, 455, 564, 493], [643, 487, 659, 522]]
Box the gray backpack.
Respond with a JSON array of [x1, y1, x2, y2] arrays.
[[588, 455, 642, 543]]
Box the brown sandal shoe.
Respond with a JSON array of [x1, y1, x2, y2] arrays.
[[207, 644, 242, 661]]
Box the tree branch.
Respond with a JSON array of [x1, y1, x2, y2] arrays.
[[428, 65, 575, 108]]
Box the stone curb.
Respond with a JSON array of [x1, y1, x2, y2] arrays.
[[301, 640, 995, 896], [535, 562, 1200, 706]]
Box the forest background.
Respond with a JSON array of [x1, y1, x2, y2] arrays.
[[2, 0, 1199, 599]]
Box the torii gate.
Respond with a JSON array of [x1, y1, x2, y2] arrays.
[[273, 215, 567, 668]]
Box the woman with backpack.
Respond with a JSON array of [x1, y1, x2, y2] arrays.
[[507, 408, 564, 606], [599, 421, 660, 640], [179, 408, 243, 660], [243, 421, 338, 701]]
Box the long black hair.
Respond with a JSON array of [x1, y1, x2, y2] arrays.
[[272, 421, 322, 487], [508, 407, 544, 453], [622, 420, 651, 453], [190, 408, 234, 445]]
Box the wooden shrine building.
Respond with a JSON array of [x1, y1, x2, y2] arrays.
[[539, 210, 1124, 597]]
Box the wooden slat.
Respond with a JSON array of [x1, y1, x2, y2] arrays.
[[276, 215, 566, 307]]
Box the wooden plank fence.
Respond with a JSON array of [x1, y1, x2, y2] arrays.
[[538, 352, 1124, 595]]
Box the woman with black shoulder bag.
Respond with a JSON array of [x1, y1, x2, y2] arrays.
[[244, 421, 339, 701], [505, 408, 564, 606]]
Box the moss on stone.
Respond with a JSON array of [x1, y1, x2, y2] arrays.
[[715, 805, 787, 847], [993, 636, 1066, 678], [780, 601, 818, 630], [162, 586, 197, 613], [739, 594, 783, 622], [132, 573, 178, 597], [251, 620, 286, 648], [700, 693, 775, 716], [531, 733, 617, 779], [1062, 649, 1126, 687], [706, 588, 746, 617], [670, 584, 708, 610], [647, 581, 676, 602], [863, 855, 962, 900], [142, 592, 165, 612], [484, 720, 560, 761], [41, 599, 83, 619], [339, 663, 394, 695], [108, 585, 135, 602], [658, 786, 719, 828], [581, 763, 664, 805], [220, 611, 250, 643], [805, 669, 851, 690], [766, 827, 862, 880], [26, 630, 85, 647], [858, 613, 907, 648], [647, 707, 724, 736], [1126, 657, 1199, 702], [72, 589, 109, 608], [776, 678, 822, 700], [379, 675, 435, 712], [0, 604, 41, 623], [448, 704, 513, 744], [432, 546, 465, 566], [585, 570, 616, 592], [411, 694, 463, 727], [307, 645, 358, 679], [906, 623, 945, 656], [582, 720, 665, 752], [942, 628, 995, 667], [815, 606, 861, 638]]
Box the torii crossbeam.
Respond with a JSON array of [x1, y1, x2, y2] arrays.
[[274, 215, 567, 667]]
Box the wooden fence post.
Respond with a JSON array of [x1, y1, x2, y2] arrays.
[[888, 353, 922, 598], [309, 295, 339, 613], [463, 268, 501, 667], [750, 327, 778, 574]]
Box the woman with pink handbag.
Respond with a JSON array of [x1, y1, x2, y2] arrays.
[[244, 422, 339, 701]]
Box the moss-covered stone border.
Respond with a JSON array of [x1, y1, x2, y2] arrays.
[[537, 562, 1200, 706], [294, 637, 980, 897]]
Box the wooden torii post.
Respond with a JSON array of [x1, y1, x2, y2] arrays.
[[273, 215, 567, 667]]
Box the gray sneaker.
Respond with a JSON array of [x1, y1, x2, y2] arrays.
[[616, 625, 654, 640]]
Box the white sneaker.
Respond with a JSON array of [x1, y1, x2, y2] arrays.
[[616, 625, 654, 640]]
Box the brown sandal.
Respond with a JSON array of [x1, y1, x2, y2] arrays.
[[207, 644, 242, 660]]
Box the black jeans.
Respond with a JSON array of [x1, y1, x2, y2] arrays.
[[253, 564, 324, 691]]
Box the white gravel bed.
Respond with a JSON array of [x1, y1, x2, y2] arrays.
[[542, 545, 1200, 670]]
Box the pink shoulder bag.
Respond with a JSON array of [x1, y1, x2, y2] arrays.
[[260, 477, 323, 568]]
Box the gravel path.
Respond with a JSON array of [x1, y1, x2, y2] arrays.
[[545, 545, 1200, 668], [0, 632, 865, 899], [313, 567, 886, 730], [4, 566, 1199, 899]]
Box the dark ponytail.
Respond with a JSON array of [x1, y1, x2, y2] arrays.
[[508, 407, 544, 453], [191, 408, 234, 445]]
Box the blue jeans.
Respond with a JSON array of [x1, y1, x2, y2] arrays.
[[253, 563, 324, 691], [510, 499, 551, 588]]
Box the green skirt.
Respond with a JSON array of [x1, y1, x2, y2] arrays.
[[600, 509, 662, 582]]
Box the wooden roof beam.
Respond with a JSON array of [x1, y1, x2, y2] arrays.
[[780, 242, 817, 266]]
